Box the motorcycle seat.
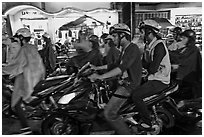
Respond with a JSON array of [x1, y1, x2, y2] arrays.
[[33, 75, 70, 92], [143, 81, 179, 103]]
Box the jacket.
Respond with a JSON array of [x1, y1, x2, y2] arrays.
[[3, 43, 45, 107]]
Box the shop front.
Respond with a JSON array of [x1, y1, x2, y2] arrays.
[[3, 5, 118, 43]]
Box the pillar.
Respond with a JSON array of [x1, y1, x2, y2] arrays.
[[122, 2, 135, 39]]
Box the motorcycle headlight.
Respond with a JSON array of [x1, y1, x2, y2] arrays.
[[58, 92, 79, 105]]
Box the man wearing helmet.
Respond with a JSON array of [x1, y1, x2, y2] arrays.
[[131, 20, 171, 131], [2, 28, 45, 134], [89, 23, 142, 134]]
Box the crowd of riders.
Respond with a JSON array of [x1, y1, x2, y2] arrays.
[[2, 18, 202, 134]]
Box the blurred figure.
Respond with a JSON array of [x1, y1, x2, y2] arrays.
[[7, 37, 21, 64], [168, 26, 183, 51], [39, 32, 56, 76], [165, 33, 174, 48], [132, 28, 145, 55], [34, 34, 43, 50], [99, 33, 109, 55], [55, 39, 62, 55], [171, 29, 202, 99], [2, 34, 11, 63], [2, 28, 45, 135], [172, 27, 182, 41], [65, 34, 103, 74], [102, 35, 120, 66]]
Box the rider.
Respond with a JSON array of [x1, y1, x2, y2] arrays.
[[171, 29, 202, 99], [131, 20, 171, 131], [39, 32, 56, 76], [102, 34, 121, 66], [2, 28, 45, 135], [89, 23, 142, 134]]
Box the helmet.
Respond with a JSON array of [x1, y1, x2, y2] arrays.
[[105, 35, 114, 41], [180, 29, 196, 41], [109, 23, 131, 35], [171, 27, 182, 34], [138, 19, 161, 32], [15, 28, 31, 37], [88, 34, 99, 43], [42, 32, 50, 39]]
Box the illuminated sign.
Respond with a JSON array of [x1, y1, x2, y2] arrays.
[[21, 9, 45, 18]]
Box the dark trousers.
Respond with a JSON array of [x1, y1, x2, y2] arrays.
[[132, 80, 168, 125], [14, 98, 29, 129]]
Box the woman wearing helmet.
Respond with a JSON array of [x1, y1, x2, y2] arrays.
[[65, 34, 103, 74], [39, 32, 56, 76], [2, 28, 45, 134], [171, 29, 202, 99], [89, 23, 142, 134], [131, 20, 171, 131]]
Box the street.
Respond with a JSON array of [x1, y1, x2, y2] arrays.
[[2, 115, 202, 135]]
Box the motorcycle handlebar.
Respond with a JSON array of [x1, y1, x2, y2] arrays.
[[78, 62, 91, 75]]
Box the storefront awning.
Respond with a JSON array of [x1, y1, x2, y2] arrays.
[[59, 15, 104, 30]]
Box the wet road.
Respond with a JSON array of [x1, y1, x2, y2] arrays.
[[2, 115, 202, 135]]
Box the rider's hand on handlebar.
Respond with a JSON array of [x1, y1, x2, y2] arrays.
[[88, 73, 102, 82]]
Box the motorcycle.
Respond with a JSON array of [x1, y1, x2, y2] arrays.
[[2, 73, 76, 120], [165, 71, 202, 126], [41, 63, 179, 135]]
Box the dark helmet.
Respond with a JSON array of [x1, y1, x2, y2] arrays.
[[180, 29, 196, 44], [171, 27, 182, 35], [88, 34, 99, 49], [88, 34, 99, 43]]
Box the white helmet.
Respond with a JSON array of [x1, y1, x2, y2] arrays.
[[15, 28, 31, 37], [109, 23, 131, 35], [139, 19, 161, 32]]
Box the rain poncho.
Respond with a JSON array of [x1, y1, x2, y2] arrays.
[[3, 43, 45, 107]]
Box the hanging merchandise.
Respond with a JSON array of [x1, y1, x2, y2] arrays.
[[175, 14, 202, 47], [68, 30, 72, 37], [58, 30, 62, 38]]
